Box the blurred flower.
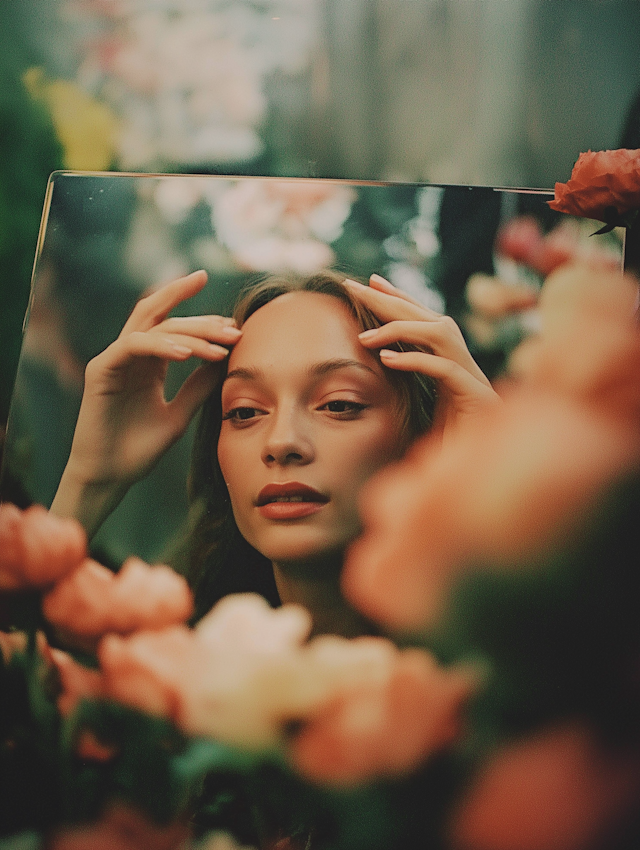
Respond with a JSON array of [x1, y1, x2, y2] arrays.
[[211, 180, 355, 274], [42, 557, 193, 649], [290, 648, 479, 786], [47, 801, 190, 850], [447, 722, 640, 850], [46, 645, 105, 717], [549, 149, 640, 224], [344, 389, 640, 632], [99, 593, 408, 752], [0, 504, 86, 592], [23, 67, 119, 171], [0, 629, 27, 663]]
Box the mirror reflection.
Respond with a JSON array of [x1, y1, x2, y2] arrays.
[[0, 172, 624, 583]]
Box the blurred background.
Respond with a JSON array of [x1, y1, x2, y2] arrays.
[[2, 0, 640, 450]]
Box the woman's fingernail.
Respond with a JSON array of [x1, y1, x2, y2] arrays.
[[172, 344, 193, 356], [379, 348, 399, 359], [343, 278, 365, 287], [370, 273, 394, 288], [220, 326, 242, 338], [358, 329, 377, 339]]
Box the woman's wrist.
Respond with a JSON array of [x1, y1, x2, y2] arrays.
[[49, 464, 130, 540]]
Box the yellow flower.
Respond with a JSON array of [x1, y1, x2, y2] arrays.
[[23, 67, 119, 171]]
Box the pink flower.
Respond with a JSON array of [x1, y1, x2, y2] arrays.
[[290, 648, 479, 786], [343, 388, 640, 632], [548, 149, 640, 222], [47, 801, 190, 850], [0, 503, 86, 591], [99, 594, 412, 752], [447, 722, 640, 850], [42, 556, 193, 649], [46, 645, 106, 717]]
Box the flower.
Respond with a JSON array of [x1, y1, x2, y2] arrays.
[[98, 593, 409, 752], [289, 648, 479, 786], [343, 386, 640, 632], [42, 557, 193, 649], [447, 722, 640, 850], [47, 801, 190, 850], [46, 645, 106, 717], [548, 149, 640, 223], [0, 503, 86, 592]]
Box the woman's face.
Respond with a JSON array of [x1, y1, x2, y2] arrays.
[[217, 291, 407, 567]]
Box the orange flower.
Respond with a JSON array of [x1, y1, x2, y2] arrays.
[[290, 648, 479, 786], [0, 503, 86, 591], [42, 556, 193, 649], [548, 149, 640, 222], [46, 645, 106, 717], [447, 722, 640, 850]]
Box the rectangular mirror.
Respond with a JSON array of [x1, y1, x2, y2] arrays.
[[0, 171, 624, 569]]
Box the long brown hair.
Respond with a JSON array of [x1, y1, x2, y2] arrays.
[[184, 271, 437, 621]]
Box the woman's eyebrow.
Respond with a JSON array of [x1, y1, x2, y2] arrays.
[[310, 358, 378, 378], [224, 359, 377, 384]]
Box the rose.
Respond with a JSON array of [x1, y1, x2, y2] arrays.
[[0, 503, 86, 591], [548, 149, 640, 223], [289, 648, 479, 786], [42, 556, 193, 650]]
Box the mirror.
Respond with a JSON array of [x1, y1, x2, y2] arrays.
[[0, 171, 624, 568]]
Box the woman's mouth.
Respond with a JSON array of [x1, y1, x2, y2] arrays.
[[256, 483, 329, 520]]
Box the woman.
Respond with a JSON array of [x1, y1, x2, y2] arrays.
[[51, 268, 498, 637]]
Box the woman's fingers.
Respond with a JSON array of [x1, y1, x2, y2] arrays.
[[120, 270, 209, 335], [344, 276, 441, 323], [379, 350, 500, 406], [153, 315, 240, 343], [359, 319, 492, 388]]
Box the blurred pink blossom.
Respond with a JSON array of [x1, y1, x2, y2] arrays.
[[42, 556, 193, 649], [99, 593, 411, 753], [447, 722, 640, 850], [290, 648, 479, 786], [0, 503, 86, 592], [47, 645, 106, 717]]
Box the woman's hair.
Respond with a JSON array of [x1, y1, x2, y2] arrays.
[[183, 271, 437, 621]]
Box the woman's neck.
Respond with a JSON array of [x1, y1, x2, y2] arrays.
[[272, 559, 377, 639]]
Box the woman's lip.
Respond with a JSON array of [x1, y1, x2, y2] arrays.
[[255, 482, 329, 507], [258, 501, 327, 520]]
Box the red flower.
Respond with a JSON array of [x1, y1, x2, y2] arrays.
[[0, 503, 86, 591], [548, 149, 640, 222], [42, 556, 193, 650]]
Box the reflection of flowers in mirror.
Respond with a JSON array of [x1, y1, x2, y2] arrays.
[[211, 180, 357, 274]]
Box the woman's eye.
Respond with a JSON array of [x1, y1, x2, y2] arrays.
[[321, 400, 368, 416], [222, 406, 262, 422]]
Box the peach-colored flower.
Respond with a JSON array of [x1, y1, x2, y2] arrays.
[[509, 264, 640, 421], [290, 648, 479, 786], [343, 388, 640, 632], [447, 722, 640, 850], [548, 149, 640, 222], [47, 645, 106, 717], [0, 503, 86, 591], [42, 556, 193, 649], [99, 594, 407, 752], [48, 801, 190, 850], [0, 629, 27, 664]]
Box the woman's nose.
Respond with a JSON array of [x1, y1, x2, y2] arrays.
[[261, 407, 314, 466]]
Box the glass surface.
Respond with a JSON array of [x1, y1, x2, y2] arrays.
[[0, 171, 624, 567]]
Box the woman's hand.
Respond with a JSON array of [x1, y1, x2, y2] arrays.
[[345, 274, 500, 446], [51, 270, 241, 537]]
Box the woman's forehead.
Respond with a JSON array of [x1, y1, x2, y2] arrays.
[[230, 291, 370, 367]]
